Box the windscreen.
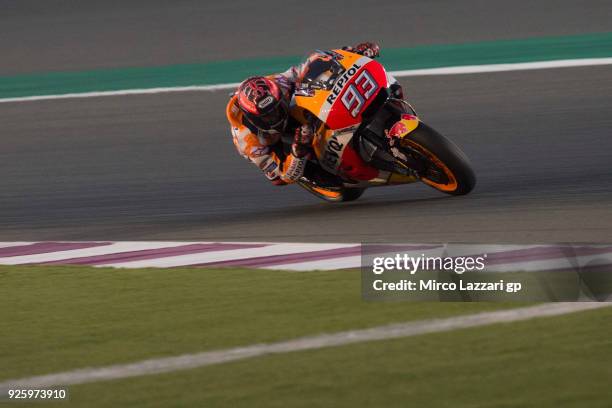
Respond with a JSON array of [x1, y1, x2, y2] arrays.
[[297, 50, 346, 91]]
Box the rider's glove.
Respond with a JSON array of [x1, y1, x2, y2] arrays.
[[291, 124, 314, 158], [345, 42, 380, 58]]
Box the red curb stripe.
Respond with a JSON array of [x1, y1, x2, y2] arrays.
[[0, 242, 111, 257], [485, 245, 612, 265], [42, 243, 269, 265], [196, 246, 361, 268]]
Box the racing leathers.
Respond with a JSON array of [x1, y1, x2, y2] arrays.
[[226, 72, 312, 186], [225, 43, 403, 186]]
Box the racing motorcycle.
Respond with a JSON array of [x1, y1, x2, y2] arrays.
[[289, 49, 476, 202]]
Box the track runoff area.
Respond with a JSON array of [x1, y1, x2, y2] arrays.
[[2, 33, 612, 406]]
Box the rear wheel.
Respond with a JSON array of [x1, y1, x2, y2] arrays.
[[341, 187, 366, 202], [400, 122, 476, 195]]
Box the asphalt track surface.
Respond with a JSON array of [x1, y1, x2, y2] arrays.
[[2, 65, 611, 242], [1, 1, 612, 242]]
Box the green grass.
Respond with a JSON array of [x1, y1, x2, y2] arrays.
[[49, 307, 612, 408], [2, 266, 609, 407], [0, 265, 513, 381]]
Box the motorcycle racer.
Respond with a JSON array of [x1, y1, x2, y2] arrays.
[[226, 42, 402, 186]]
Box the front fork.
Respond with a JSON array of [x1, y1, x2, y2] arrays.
[[354, 112, 424, 186]]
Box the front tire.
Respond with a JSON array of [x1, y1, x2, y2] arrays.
[[401, 122, 476, 195]]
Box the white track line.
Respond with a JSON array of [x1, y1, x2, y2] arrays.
[[0, 242, 33, 249], [0, 302, 608, 392], [0, 84, 241, 104], [486, 254, 612, 273], [2, 58, 612, 104], [389, 57, 612, 77]]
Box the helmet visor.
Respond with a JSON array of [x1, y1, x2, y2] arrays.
[[258, 109, 285, 130], [249, 102, 287, 131]]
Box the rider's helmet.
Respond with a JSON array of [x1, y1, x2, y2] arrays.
[[236, 76, 288, 132]]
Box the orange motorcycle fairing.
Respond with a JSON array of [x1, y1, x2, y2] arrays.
[[292, 49, 404, 186], [291, 49, 389, 130]]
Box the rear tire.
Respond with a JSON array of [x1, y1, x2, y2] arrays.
[[401, 122, 476, 195], [341, 187, 366, 202]]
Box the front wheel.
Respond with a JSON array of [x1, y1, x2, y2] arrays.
[[400, 122, 476, 195]]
